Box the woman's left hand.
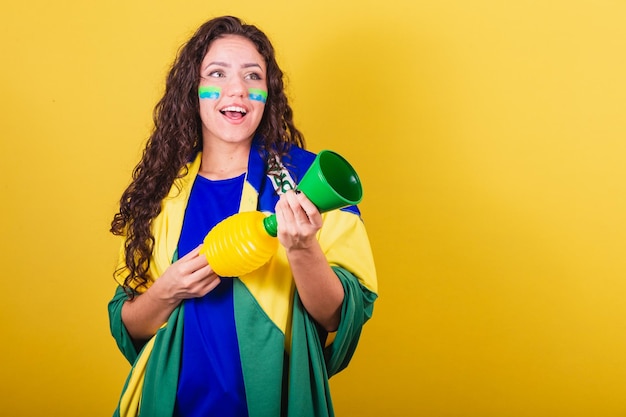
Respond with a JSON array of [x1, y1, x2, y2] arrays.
[[274, 190, 322, 251]]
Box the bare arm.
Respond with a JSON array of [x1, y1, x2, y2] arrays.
[[121, 246, 221, 343], [275, 190, 344, 331]]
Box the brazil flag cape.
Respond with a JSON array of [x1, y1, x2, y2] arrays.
[[108, 142, 378, 417]]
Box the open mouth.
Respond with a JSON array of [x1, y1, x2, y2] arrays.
[[220, 105, 247, 120]]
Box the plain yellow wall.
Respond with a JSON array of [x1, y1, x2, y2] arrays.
[[1, 1, 625, 416]]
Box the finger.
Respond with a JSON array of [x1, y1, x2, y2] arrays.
[[283, 191, 310, 223], [201, 276, 221, 295], [173, 254, 208, 280], [187, 250, 209, 268], [185, 263, 216, 287], [295, 192, 321, 222], [185, 269, 221, 298], [276, 194, 296, 224], [178, 244, 204, 261]]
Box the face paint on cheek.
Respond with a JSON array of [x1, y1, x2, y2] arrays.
[[199, 86, 221, 99], [248, 88, 268, 104]]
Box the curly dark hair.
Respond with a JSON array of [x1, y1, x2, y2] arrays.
[[110, 16, 305, 296]]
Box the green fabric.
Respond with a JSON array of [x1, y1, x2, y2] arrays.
[[286, 266, 377, 417], [109, 287, 184, 417], [234, 279, 287, 416], [108, 147, 377, 416], [109, 266, 376, 417], [108, 286, 140, 364], [326, 267, 377, 376], [235, 265, 377, 417], [139, 303, 184, 416]]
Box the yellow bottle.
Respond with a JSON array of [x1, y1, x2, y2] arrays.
[[200, 211, 278, 277]]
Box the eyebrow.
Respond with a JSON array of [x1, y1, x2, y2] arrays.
[[204, 61, 264, 70]]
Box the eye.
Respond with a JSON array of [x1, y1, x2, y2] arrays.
[[208, 70, 225, 78], [244, 72, 262, 81]]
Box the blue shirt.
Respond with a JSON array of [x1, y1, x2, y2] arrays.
[[175, 173, 249, 417]]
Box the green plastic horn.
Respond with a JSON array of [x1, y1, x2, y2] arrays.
[[201, 150, 362, 277], [263, 150, 363, 236]]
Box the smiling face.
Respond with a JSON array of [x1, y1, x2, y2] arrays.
[[198, 35, 268, 149]]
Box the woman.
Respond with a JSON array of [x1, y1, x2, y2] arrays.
[[108, 16, 377, 417]]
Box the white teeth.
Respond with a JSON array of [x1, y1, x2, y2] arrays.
[[221, 106, 247, 114]]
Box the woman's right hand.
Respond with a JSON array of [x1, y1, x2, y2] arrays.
[[152, 244, 222, 304], [121, 245, 221, 343]]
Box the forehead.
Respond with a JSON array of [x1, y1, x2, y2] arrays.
[[203, 34, 265, 66]]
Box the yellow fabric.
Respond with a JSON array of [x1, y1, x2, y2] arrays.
[[239, 247, 295, 334], [113, 153, 300, 335], [318, 210, 378, 294], [117, 336, 157, 417], [239, 209, 377, 339], [112, 151, 378, 414], [234, 165, 297, 336], [113, 154, 203, 291], [113, 156, 202, 417], [114, 152, 377, 333]]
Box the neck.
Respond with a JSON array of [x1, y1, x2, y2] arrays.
[[200, 142, 250, 180]]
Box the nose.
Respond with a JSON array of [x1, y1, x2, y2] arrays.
[[225, 77, 246, 98]]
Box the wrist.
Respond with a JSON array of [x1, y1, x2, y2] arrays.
[[147, 278, 181, 307]]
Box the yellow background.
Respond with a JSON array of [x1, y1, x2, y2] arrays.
[[1, 1, 625, 416]]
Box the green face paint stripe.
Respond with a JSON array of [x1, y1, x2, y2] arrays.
[[248, 88, 268, 103], [199, 86, 221, 99]]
